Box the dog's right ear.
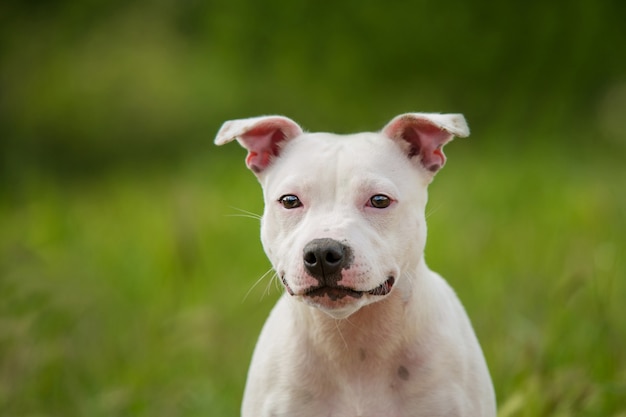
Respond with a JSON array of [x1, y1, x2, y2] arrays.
[[215, 116, 303, 174]]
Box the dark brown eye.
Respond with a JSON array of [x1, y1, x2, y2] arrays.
[[279, 195, 302, 209], [369, 194, 391, 209]]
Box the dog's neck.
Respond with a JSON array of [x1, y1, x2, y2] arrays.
[[292, 258, 435, 367]]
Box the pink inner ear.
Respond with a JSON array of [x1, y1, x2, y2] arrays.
[[240, 126, 287, 173], [432, 148, 445, 168], [388, 119, 452, 172]]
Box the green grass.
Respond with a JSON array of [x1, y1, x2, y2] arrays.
[[1, 144, 625, 416]]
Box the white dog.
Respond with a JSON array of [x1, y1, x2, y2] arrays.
[[215, 113, 496, 417]]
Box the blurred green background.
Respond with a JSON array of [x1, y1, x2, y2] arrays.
[[1, 0, 625, 416]]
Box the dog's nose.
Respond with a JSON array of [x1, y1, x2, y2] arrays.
[[303, 238, 347, 282]]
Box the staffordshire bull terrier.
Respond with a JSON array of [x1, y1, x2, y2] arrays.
[[215, 113, 496, 416]]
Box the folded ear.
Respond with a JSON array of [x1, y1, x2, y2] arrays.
[[215, 115, 304, 174], [382, 113, 470, 173]]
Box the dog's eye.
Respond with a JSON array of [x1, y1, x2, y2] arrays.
[[368, 194, 392, 209], [279, 195, 302, 209]]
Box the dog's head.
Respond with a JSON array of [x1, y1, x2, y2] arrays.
[[215, 113, 469, 319]]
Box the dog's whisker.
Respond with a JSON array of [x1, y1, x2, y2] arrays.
[[272, 273, 283, 294], [227, 206, 262, 221], [243, 267, 275, 303], [342, 315, 368, 336], [265, 272, 283, 299], [226, 213, 262, 221], [261, 271, 281, 299], [425, 203, 442, 220], [333, 319, 349, 351]]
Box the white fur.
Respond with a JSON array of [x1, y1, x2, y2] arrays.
[[215, 115, 496, 417]]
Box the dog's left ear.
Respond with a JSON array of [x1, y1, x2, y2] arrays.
[[215, 115, 303, 174], [382, 113, 470, 173]]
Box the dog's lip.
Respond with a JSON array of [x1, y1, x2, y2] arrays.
[[302, 276, 395, 299], [305, 286, 363, 300], [367, 276, 395, 296]]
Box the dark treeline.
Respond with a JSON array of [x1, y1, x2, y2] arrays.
[[1, 0, 624, 174]]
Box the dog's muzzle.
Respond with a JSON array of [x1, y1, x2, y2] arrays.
[[279, 238, 396, 300]]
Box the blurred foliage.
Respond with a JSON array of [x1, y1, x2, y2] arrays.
[[1, 0, 626, 176]]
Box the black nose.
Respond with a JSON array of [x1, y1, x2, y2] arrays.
[[303, 238, 348, 283]]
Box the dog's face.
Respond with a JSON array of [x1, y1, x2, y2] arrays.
[[215, 113, 469, 319], [259, 133, 429, 318]]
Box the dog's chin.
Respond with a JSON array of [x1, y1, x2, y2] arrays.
[[301, 293, 367, 319], [310, 300, 366, 319]]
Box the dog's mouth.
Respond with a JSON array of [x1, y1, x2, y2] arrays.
[[302, 276, 395, 300]]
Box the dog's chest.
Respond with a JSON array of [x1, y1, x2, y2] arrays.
[[269, 356, 449, 417], [271, 375, 454, 417]]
